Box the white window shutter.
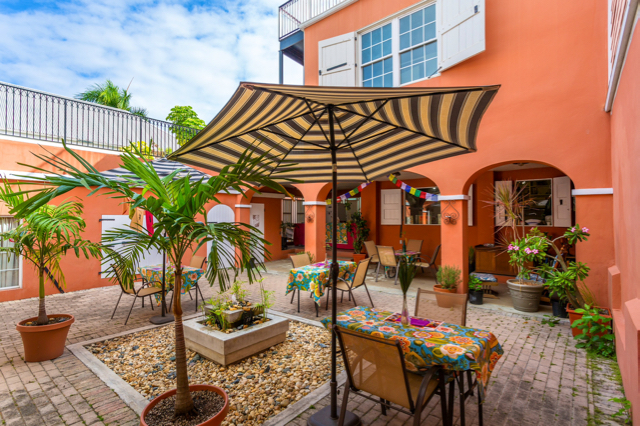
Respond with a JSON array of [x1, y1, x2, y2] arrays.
[[494, 181, 512, 227], [438, 0, 485, 72], [318, 32, 356, 86], [553, 176, 572, 227], [381, 189, 402, 225]]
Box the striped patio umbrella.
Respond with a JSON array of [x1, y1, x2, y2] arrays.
[[169, 82, 499, 425], [101, 158, 210, 183]]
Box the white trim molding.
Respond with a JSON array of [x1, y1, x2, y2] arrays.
[[0, 169, 55, 181], [438, 195, 470, 201], [302, 201, 327, 206], [572, 188, 614, 196], [234, 204, 252, 208], [0, 134, 125, 157], [299, 0, 359, 31]]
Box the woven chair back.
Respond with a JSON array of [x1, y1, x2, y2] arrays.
[[406, 239, 423, 253], [335, 326, 414, 410], [376, 246, 397, 267], [290, 254, 311, 269], [415, 288, 468, 326], [190, 255, 206, 269], [364, 241, 377, 257], [351, 257, 372, 288]]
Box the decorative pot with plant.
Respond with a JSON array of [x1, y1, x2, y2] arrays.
[[468, 275, 484, 305], [349, 212, 369, 263], [435, 265, 460, 293], [0, 184, 102, 362], [15, 142, 294, 424], [505, 229, 548, 312], [397, 257, 416, 325]]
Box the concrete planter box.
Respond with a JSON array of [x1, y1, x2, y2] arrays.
[[203, 306, 264, 326], [184, 314, 289, 366]]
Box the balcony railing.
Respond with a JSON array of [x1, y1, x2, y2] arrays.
[[279, 0, 352, 40], [0, 81, 200, 157]]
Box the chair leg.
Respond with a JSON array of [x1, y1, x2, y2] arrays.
[[363, 283, 374, 308], [315, 302, 319, 317], [394, 260, 400, 285], [459, 371, 466, 426], [448, 378, 455, 426], [194, 285, 199, 312], [441, 371, 452, 426], [142, 295, 144, 308], [337, 379, 351, 426], [188, 289, 193, 300], [149, 296, 154, 310], [349, 289, 358, 307], [375, 263, 380, 282], [197, 284, 205, 305], [379, 397, 387, 416], [340, 291, 344, 303], [325, 289, 330, 310], [297, 289, 300, 313], [111, 292, 123, 319], [478, 384, 484, 426], [125, 296, 137, 325]]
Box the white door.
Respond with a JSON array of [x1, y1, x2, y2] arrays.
[[553, 176, 572, 227], [319, 32, 356, 86], [250, 203, 265, 264], [380, 189, 402, 225], [207, 205, 235, 269], [100, 214, 163, 274], [438, 0, 486, 71]]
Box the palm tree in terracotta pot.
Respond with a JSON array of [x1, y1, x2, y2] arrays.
[[349, 212, 369, 263], [0, 184, 102, 362], [12, 142, 294, 424]]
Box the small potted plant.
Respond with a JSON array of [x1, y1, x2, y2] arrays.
[[349, 212, 369, 263], [468, 275, 484, 305], [435, 265, 461, 293], [397, 257, 416, 325], [0, 184, 102, 362]]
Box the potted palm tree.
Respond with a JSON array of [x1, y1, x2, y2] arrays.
[[349, 212, 369, 263], [13, 142, 294, 425], [0, 184, 101, 362]]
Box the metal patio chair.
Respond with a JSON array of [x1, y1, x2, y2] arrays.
[[110, 267, 163, 325], [325, 257, 374, 309], [290, 253, 311, 268], [406, 239, 423, 253], [374, 245, 399, 283], [414, 244, 441, 277], [364, 240, 380, 268], [334, 326, 452, 426]]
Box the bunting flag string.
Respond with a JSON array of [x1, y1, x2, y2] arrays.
[[389, 174, 439, 201], [326, 181, 371, 205]]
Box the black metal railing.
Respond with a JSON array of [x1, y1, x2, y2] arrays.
[[278, 0, 352, 40], [0, 81, 200, 156]]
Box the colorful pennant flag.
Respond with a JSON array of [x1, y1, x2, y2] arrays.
[[389, 174, 438, 201], [326, 181, 371, 205]]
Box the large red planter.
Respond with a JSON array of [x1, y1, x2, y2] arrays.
[[16, 314, 74, 362], [140, 384, 229, 426], [567, 305, 612, 338]]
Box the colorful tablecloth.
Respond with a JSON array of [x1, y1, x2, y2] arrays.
[[138, 264, 204, 304], [287, 261, 357, 304], [322, 306, 503, 395], [326, 223, 349, 245]]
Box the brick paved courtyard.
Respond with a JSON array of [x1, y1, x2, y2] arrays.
[[0, 262, 626, 426]]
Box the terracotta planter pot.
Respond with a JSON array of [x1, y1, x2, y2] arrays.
[[16, 314, 74, 362], [140, 384, 229, 426], [353, 253, 366, 263], [433, 284, 457, 293], [567, 305, 612, 338], [506, 279, 544, 312]]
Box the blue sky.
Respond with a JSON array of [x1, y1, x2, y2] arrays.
[[0, 0, 303, 120]]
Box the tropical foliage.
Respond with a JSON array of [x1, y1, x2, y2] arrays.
[[436, 265, 461, 290], [7, 141, 295, 416], [166, 106, 206, 146], [75, 79, 148, 117], [0, 184, 101, 325], [348, 212, 369, 254], [570, 304, 615, 358]]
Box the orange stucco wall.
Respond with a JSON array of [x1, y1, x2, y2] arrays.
[[299, 0, 613, 297], [610, 24, 640, 424]]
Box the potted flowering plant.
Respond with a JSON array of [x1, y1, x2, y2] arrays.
[[506, 229, 547, 312], [349, 212, 369, 263]]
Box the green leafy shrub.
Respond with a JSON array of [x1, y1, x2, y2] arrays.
[[468, 275, 483, 292], [571, 304, 615, 358], [436, 265, 461, 290]]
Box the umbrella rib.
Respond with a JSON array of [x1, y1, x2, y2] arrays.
[[333, 110, 370, 183], [334, 105, 475, 152], [258, 128, 328, 150], [304, 100, 333, 148], [265, 109, 327, 178], [337, 99, 390, 149]]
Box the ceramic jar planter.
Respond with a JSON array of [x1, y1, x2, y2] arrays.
[[507, 280, 544, 312]]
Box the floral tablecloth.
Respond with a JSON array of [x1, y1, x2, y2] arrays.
[[287, 261, 357, 304], [326, 223, 349, 245], [322, 306, 503, 396], [138, 264, 204, 305]]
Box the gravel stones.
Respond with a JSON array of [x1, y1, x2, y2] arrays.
[[143, 390, 225, 426], [87, 321, 341, 426]]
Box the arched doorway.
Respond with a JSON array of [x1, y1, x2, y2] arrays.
[[207, 204, 235, 269]]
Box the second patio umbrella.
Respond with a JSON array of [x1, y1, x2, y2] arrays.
[[169, 82, 499, 425]]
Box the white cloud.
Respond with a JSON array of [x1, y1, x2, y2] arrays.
[[0, 0, 304, 121]]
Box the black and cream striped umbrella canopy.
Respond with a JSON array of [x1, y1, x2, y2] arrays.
[[169, 83, 500, 183], [101, 158, 211, 183]]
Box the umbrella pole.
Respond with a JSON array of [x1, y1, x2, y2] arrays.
[[308, 107, 361, 426]]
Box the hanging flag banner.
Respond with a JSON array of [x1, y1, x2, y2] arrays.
[[389, 174, 439, 201], [326, 181, 371, 205]]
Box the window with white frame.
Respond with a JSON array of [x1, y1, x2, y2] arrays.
[[282, 198, 305, 224], [360, 3, 438, 87], [0, 217, 20, 289]]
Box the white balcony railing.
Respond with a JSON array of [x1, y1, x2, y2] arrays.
[[278, 0, 353, 40]]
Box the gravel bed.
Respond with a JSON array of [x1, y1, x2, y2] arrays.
[[87, 320, 341, 425]]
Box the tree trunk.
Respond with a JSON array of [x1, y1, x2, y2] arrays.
[[36, 268, 48, 325], [172, 266, 194, 416]]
